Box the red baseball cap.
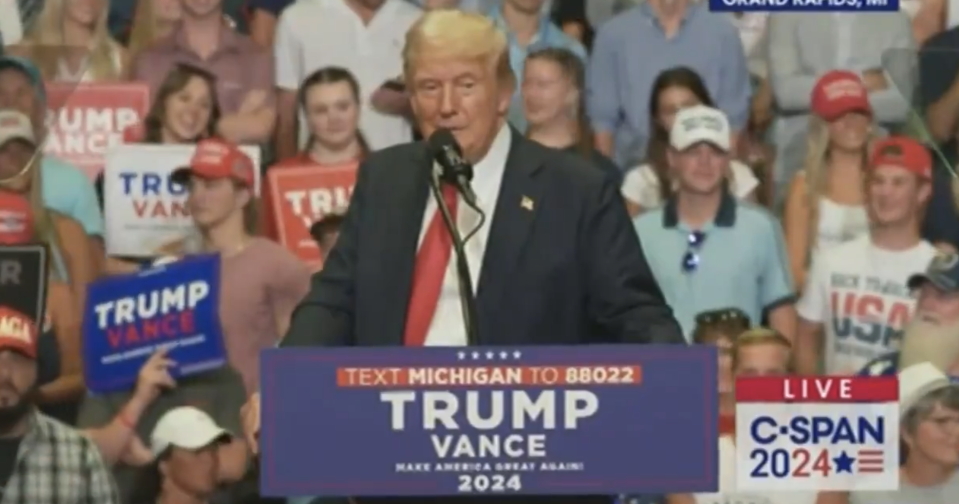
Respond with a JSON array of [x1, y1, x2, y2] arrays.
[[0, 191, 34, 244], [170, 138, 255, 188], [811, 70, 873, 121], [869, 136, 932, 179], [0, 306, 37, 359]]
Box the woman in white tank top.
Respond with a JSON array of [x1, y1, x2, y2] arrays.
[[10, 0, 127, 83], [784, 72, 874, 291]]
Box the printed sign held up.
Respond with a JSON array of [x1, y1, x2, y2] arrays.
[[266, 163, 356, 268], [260, 345, 718, 497], [0, 244, 48, 336], [735, 376, 899, 492], [102, 144, 262, 257], [82, 254, 227, 394], [44, 83, 150, 180]]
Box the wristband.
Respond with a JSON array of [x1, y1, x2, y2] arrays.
[[116, 410, 136, 430]]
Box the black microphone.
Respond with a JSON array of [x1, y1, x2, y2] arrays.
[[428, 128, 479, 208]]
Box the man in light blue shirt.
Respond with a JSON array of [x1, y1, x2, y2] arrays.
[[634, 106, 796, 340], [486, 0, 586, 132], [0, 56, 104, 238], [588, 0, 750, 167]]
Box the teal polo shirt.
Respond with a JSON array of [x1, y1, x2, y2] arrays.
[[634, 194, 795, 339]]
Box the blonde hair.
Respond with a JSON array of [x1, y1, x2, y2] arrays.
[[800, 115, 876, 259], [731, 327, 794, 372], [403, 9, 513, 86], [23, 0, 122, 81], [3, 152, 66, 276]]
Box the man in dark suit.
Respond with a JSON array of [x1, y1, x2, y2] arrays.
[[242, 8, 684, 504]]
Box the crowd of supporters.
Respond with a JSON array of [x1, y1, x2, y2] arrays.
[[0, 0, 959, 503]]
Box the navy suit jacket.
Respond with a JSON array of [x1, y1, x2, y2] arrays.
[[282, 130, 683, 349]]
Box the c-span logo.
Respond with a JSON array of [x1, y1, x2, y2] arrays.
[[735, 377, 899, 491]]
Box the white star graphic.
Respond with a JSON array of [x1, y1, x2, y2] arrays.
[[485, 351, 495, 360], [513, 351, 522, 359], [471, 351, 480, 360], [457, 351, 466, 360], [499, 351, 509, 360]]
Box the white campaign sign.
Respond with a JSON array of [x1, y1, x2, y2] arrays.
[[103, 144, 261, 257]]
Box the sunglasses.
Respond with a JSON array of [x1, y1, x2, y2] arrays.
[[682, 231, 706, 273], [695, 308, 751, 327]]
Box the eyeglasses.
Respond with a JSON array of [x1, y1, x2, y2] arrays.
[[682, 231, 706, 273], [695, 308, 751, 327]]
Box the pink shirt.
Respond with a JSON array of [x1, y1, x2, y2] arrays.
[[219, 238, 310, 392], [132, 24, 275, 114]]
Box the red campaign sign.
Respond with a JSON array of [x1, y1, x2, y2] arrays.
[[44, 83, 151, 180], [267, 163, 357, 270]]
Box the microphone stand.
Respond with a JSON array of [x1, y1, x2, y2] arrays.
[[428, 174, 480, 346]]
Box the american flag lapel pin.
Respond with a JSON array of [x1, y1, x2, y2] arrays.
[[520, 196, 534, 211]]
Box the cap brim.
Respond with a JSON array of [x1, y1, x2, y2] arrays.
[[900, 380, 953, 419], [0, 342, 36, 360], [675, 139, 730, 153], [0, 135, 37, 148], [152, 429, 232, 459], [907, 272, 955, 292]]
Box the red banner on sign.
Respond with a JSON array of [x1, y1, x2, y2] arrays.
[[44, 83, 151, 180], [266, 163, 357, 269]]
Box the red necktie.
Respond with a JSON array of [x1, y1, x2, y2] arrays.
[[403, 185, 459, 346]]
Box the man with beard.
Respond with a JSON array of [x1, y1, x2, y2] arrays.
[[0, 305, 118, 502], [859, 251, 959, 380]]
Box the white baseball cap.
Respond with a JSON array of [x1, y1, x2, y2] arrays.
[[0, 110, 35, 147], [669, 105, 731, 152], [899, 362, 953, 418], [150, 407, 231, 458]]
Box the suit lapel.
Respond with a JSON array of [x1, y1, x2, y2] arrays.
[[381, 143, 432, 345], [477, 132, 545, 321]]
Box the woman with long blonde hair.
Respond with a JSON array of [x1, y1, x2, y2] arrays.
[[784, 71, 875, 290], [12, 0, 125, 82], [127, 0, 182, 63]]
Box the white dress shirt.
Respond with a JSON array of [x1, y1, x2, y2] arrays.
[[421, 125, 511, 346]]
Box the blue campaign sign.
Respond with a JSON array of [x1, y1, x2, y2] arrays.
[[260, 345, 718, 497], [82, 254, 227, 394]]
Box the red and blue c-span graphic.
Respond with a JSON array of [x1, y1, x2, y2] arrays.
[[735, 377, 899, 492]]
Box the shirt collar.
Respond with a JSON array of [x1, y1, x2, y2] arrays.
[[471, 123, 512, 195], [488, 4, 552, 48], [662, 191, 737, 228], [638, 2, 698, 29], [167, 21, 241, 55]]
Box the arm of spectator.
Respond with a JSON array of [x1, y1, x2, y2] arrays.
[[783, 173, 811, 292], [279, 161, 369, 348], [913, 0, 944, 46], [760, 216, 798, 343], [587, 176, 685, 345], [81, 437, 121, 503], [864, 17, 915, 125], [268, 250, 312, 341], [273, 8, 303, 160], [37, 282, 85, 404], [716, 23, 751, 137], [767, 14, 818, 113], [53, 213, 96, 317], [921, 38, 959, 143], [795, 254, 828, 374], [587, 23, 621, 158], [665, 494, 696, 504], [816, 491, 850, 504], [249, 10, 278, 48], [750, 78, 775, 135], [216, 49, 277, 144]]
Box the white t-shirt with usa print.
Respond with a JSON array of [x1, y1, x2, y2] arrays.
[[797, 235, 936, 375]]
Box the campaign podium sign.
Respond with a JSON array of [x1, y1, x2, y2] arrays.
[[260, 345, 719, 497], [736, 376, 899, 492], [82, 254, 227, 394]]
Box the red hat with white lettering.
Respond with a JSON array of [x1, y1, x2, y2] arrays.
[[170, 138, 255, 188], [0, 191, 34, 244], [0, 306, 37, 359], [811, 70, 873, 121]]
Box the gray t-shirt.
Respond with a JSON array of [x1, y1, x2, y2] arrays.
[[850, 470, 959, 504]]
